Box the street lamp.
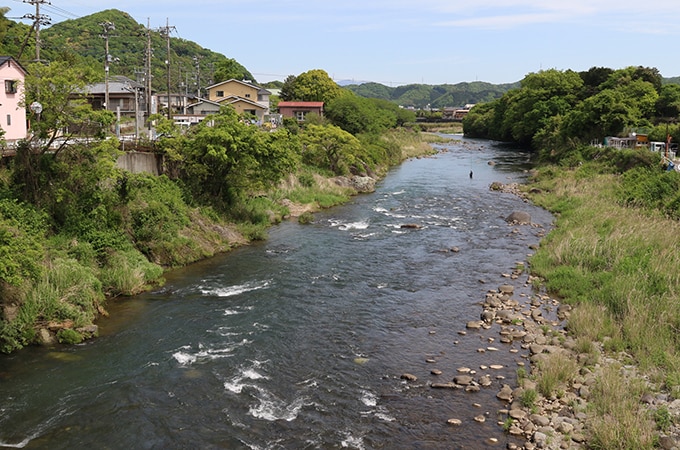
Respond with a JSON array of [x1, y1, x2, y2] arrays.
[[30, 101, 43, 126]]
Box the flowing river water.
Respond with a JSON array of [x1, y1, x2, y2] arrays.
[[0, 136, 554, 449]]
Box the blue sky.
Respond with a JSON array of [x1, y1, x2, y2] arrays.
[[9, 0, 680, 86]]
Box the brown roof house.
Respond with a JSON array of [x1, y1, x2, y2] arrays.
[[277, 101, 324, 122]]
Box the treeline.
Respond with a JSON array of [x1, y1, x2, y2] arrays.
[[0, 65, 421, 353], [463, 66, 680, 163]]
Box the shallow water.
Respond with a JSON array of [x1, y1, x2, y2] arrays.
[[0, 136, 553, 449]]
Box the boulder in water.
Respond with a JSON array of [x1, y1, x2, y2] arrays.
[[505, 211, 531, 225]]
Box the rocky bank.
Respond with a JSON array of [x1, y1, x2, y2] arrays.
[[400, 181, 680, 449]]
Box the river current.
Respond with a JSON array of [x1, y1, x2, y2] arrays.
[[0, 136, 554, 449]]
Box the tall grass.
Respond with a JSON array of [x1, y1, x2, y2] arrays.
[[528, 163, 680, 448], [587, 365, 656, 449], [529, 167, 680, 373]]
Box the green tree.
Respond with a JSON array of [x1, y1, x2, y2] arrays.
[[286, 69, 346, 104], [560, 89, 636, 144], [182, 107, 298, 205], [23, 61, 115, 154], [300, 124, 362, 175], [325, 95, 402, 135], [502, 69, 583, 145], [213, 57, 253, 83], [280, 75, 297, 101], [656, 84, 680, 119]]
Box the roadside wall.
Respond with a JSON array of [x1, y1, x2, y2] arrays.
[[116, 152, 163, 175]]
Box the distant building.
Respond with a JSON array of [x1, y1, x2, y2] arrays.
[[442, 104, 475, 121], [172, 98, 222, 128], [82, 75, 144, 119], [0, 56, 27, 145], [277, 101, 324, 121], [205, 79, 271, 122]]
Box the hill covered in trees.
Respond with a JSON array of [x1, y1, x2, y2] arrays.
[[0, 8, 252, 92], [345, 80, 520, 109]]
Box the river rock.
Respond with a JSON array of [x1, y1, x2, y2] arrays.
[[481, 310, 495, 323], [497, 384, 513, 401], [447, 418, 462, 426], [530, 414, 551, 427], [478, 374, 492, 387], [533, 431, 548, 448], [499, 284, 515, 295], [37, 328, 56, 346], [454, 375, 474, 386], [505, 211, 531, 225], [333, 175, 376, 193], [432, 382, 459, 389], [466, 321, 482, 329], [400, 373, 417, 381]]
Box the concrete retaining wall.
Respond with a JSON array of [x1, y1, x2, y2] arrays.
[[116, 152, 163, 175]]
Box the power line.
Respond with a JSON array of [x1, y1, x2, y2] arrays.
[[42, 4, 79, 20], [22, 0, 50, 62]]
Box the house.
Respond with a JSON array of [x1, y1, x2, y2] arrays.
[[0, 56, 28, 145], [205, 79, 271, 121], [442, 104, 475, 121], [82, 75, 144, 117], [277, 101, 324, 122], [154, 92, 195, 116], [172, 98, 222, 128]]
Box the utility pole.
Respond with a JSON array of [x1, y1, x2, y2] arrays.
[[192, 55, 201, 98], [145, 18, 153, 120], [156, 18, 176, 120], [99, 21, 116, 111], [22, 0, 50, 62]]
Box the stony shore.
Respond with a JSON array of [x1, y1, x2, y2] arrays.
[[401, 181, 680, 449]]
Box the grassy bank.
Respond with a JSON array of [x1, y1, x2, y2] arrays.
[[525, 160, 680, 448]]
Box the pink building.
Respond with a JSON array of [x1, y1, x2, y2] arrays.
[[277, 101, 324, 122], [0, 56, 27, 144]]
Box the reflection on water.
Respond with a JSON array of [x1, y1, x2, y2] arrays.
[[0, 137, 553, 449]]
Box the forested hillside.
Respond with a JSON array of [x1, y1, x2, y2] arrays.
[[0, 8, 252, 91], [345, 81, 520, 109]]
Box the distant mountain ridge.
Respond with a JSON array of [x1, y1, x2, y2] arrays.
[[344, 80, 520, 109]]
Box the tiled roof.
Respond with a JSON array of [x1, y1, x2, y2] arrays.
[[277, 101, 324, 108]]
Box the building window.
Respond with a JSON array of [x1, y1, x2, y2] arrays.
[[245, 93, 251, 98], [6, 114, 11, 126], [5, 80, 17, 94], [295, 111, 307, 121], [216, 90, 224, 97]]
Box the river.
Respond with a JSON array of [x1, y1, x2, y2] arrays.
[[0, 136, 553, 449]]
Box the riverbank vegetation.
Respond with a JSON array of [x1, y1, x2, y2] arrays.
[[0, 67, 435, 353], [469, 65, 680, 447]]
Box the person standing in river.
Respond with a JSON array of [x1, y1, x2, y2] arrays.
[[469, 170, 473, 179]]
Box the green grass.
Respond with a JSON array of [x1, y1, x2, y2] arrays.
[[527, 162, 680, 448]]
